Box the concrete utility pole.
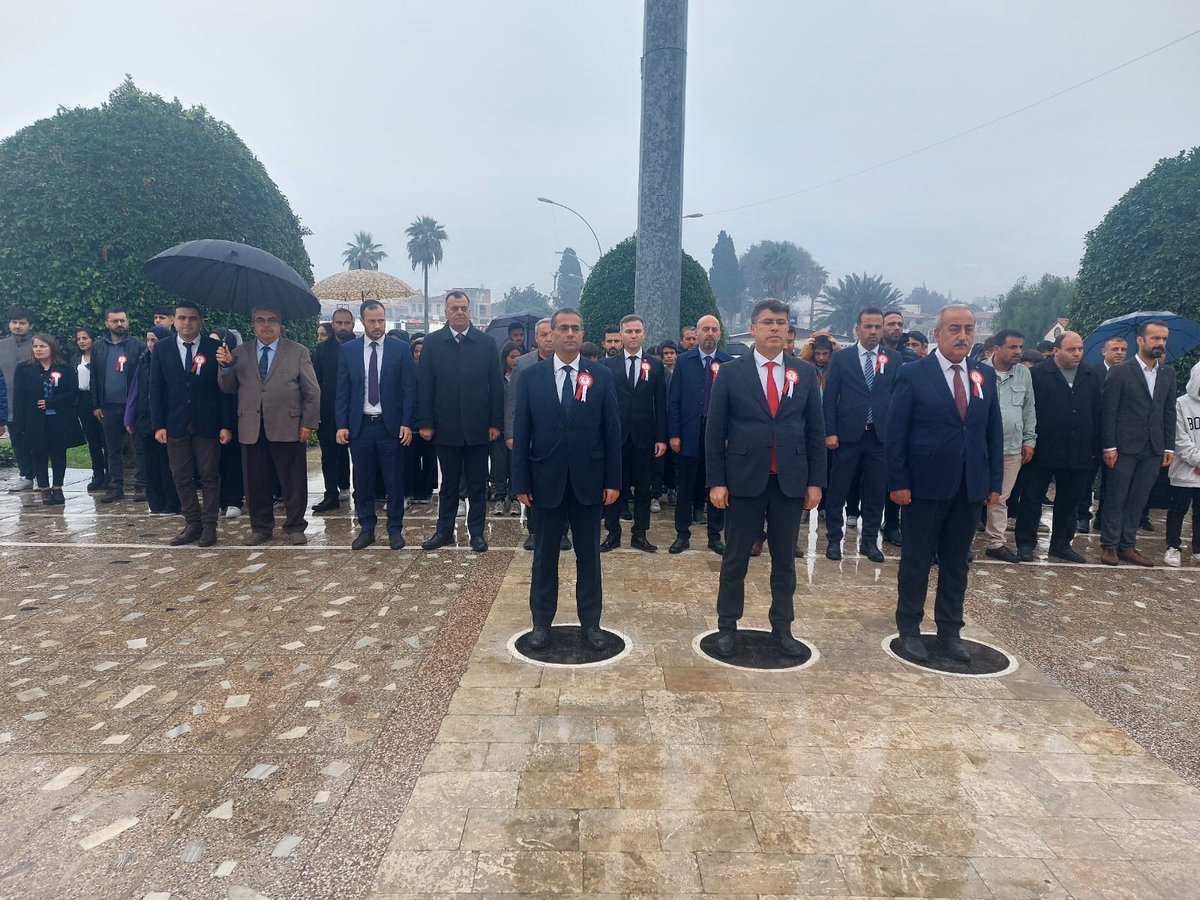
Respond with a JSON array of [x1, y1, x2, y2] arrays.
[[633, 0, 687, 343]]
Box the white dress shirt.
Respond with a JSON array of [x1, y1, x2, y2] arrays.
[[932, 348, 974, 400], [554, 354, 581, 397], [363, 338, 384, 415], [1139, 357, 1159, 395], [176, 334, 198, 369], [623, 349, 642, 383], [857, 342, 880, 378], [752, 348, 785, 399]]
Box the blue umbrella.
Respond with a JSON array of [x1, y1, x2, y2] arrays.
[[143, 239, 320, 322], [1082, 311, 1200, 367]]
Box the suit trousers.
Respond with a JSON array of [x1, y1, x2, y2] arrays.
[[1100, 450, 1160, 551], [604, 438, 653, 537], [984, 453, 1023, 549], [317, 422, 350, 499], [489, 437, 511, 499], [529, 474, 603, 628], [895, 479, 977, 638], [825, 429, 885, 546], [434, 443, 489, 538], [1014, 465, 1087, 552], [1077, 459, 1102, 522], [350, 417, 405, 535], [674, 423, 723, 540], [716, 475, 803, 632], [243, 432, 309, 535], [166, 433, 220, 526]]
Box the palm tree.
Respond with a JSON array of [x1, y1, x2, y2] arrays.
[[804, 264, 828, 330], [405, 216, 448, 333], [817, 273, 903, 336], [761, 242, 801, 303], [342, 231, 388, 270]]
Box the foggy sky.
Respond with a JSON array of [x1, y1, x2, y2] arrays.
[[2, 0, 1197, 306]]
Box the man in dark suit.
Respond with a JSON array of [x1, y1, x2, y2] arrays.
[[707, 299, 827, 658], [512, 308, 622, 651], [667, 315, 731, 555], [312, 307, 355, 513], [600, 314, 667, 552], [1099, 319, 1176, 566], [336, 300, 416, 551], [879, 308, 919, 546], [415, 291, 504, 553], [887, 305, 1003, 663], [822, 307, 897, 563], [1077, 335, 1128, 533], [149, 302, 235, 547]]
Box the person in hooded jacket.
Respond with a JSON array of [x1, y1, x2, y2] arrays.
[[1164, 360, 1200, 567]]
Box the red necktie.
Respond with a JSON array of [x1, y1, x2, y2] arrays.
[[766, 361, 779, 473], [951, 363, 967, 420]]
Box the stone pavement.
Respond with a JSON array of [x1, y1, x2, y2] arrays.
[[1, 470, 1199, 898]]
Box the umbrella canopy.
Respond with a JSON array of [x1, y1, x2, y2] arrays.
[[144, 239, 320, 321], [484, 312, 543, 350], [312, 269, 419, 301], [1082, 311, 1200, 367]]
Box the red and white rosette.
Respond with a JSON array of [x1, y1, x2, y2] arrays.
[[784, 367, 799, 398], [191, 354, 207, 375], [969, 368, 983, 398], [709, 361, 721, 378], [116, 354, 128, 373], [575, 371, 593, 402], [876, 352, 887, 373], [49, 371, 62, 387], [640, 360, 651, 382]]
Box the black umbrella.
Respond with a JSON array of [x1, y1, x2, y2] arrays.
[[143, 239, 320, 321], [484, 312, 543, 351]]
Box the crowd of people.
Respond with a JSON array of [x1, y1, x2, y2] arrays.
[[1, 295, 1198, 660]]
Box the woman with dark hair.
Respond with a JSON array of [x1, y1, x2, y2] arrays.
[[491, 340, 523, 515], [405, 337, 437, 503], [125, 326, 179, 515], [71, 326, 107, 491], [11, 334, 82, 505], [316, 322, 332, 344]]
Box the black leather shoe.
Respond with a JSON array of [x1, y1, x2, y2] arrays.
[[900, 635, 929, 661], [620, 506, 632, 521], [938, 634, 971, 662], [631, 535, 657, 553], [170, 525, 202, 546], [389, 532, 406, 550], [352, 531, 375, 550], [708, 537, 725, 556], [794, 544, 804, 558], [522, 533, 535, 551], [198, 525, 217, 548], [715, 631, 736, 657], [470, 536, 488, 552], [882, 527, 902, 547], [312, 497, 339, 513], [1048, 545, 1085, 564], [985, 546, 1021, 563], [583, 625, 606, 650], [100, 486, 124, 504], [669, 535, 690, 554], [825, 544, 842, 561], [600, 533, 620, 552], [774, 631, 806, 657], [560, 532, 572, 551], [860, 543, 884, 563], [1017, 546, 1035, 562], [1139, 516, 1154, 533], [527, 625, 550, 650], [1076, 517, 1091, 534], [421, 532, 454, 550]]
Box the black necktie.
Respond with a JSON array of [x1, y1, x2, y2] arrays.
[[628, 355, 637, 388], [368, 341, 380, 407], [184, 342, 194, 373], [561, 364, 573, 409], [259, 346, 270, 382], [702, 355, 713, 416]]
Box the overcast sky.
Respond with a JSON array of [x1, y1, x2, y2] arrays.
[[2, 1, 1197, 304]]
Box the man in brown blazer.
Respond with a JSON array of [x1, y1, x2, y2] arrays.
[[216, 305, 320, 545]]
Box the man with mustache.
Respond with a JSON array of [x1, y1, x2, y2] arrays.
[[91, 306, 147, 503], [1099, 319, 1176, 566]]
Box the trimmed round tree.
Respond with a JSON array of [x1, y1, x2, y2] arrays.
[[0, 77, 313, 341], [1070, 147, 1200, 335], [578, 236, 723, 345]]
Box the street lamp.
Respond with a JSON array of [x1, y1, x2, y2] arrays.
[[555, 250, 593, 270], [537, 197, 602, 257]]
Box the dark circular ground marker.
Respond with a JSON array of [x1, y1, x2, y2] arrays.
[[696, 629, 816, 671], [884, 634, 1017, 677], [511, 626, 629, 667]]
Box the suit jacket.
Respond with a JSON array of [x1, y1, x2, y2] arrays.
[[822, 344, 899, 443], [335, 335, 415, 440], [705, 353, 827, 498], [313, 332, 353, 425], [149, 334, 235, 439], [91, 336, 146, 410], [886, 352, 1003, 502], [1101, 356, 1177, 457], [1028, 359, 1101, 469], [504, 349, 552, 441], [414, 324, 504, 446], [511, 357, 622, 508], [667, 346, 732, 457], [603, 352, 667, 447], [218, 337, 320, 444]]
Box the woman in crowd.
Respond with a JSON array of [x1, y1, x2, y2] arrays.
[[124, 326, 178, 515], [1164, 360, 1200, 567], [11, 334, 82, 505], [405, 336, 437, 503], [71, 326, 107, 491], [210, 327, 244, 517], [491, 340, 522, 515], [316, 322, 333, 344]]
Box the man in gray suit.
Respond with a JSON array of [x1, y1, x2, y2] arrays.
[[1099, 319, 1176, 566], [216, 305, 321, 545]]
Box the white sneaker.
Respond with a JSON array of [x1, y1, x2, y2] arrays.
[[224, 506, 242, 518], [650, 499, 661, 513], [339, 488, 350, 501], [6, 477, 34, 492], [1164, 548, 1181, 567], [1193, 553, 1200, 564]]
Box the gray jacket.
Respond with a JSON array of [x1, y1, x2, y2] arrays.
[[503, 349, 553, 440], [0, 333, 33, 398], [990, 360, 1037, 455]]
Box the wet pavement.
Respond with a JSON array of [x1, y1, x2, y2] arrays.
[[2, 469, 1199, 898]]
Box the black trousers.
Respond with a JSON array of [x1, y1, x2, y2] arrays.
[[716, 475, 803, 632], [883, 495, 901, 533], [350, 417, 405, 535], [406, 434, 437, 499], [825, 429, 885, 545], [895, 479, 977, 638], [529, 476, 603, 628], [141, 435, 179, 514], [604, 438, 653, 537], [317, 422, 350, 499], [1166, 486, 1200, 552], [653, 448, 677, 498], [1077, 459, 1102, 522], [167, 433, 220, 526], [219, 440, 244, 508], [101, 404, 134, 487], [243, 433, 308, 535], [675, 426, 723, 540], [489, 437, 511, 499], [78, 397, 106, 480], [1014, 465, 1087, 552], [434, 443, 489, 538]]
